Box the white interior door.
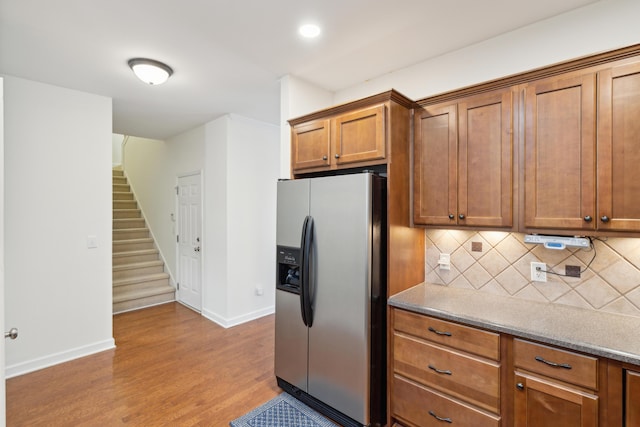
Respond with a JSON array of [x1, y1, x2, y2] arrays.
[[177, 173, 202, 311]]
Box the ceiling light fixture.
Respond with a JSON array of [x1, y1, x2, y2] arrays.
[[299, 24, 321, 39], [128, 58, 173, 85]]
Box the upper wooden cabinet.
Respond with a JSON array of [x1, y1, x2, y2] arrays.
[[597, 61, 640, 232], [290, 103, 387, 174], [523, 72, 597, 231], [414, 88, 514, 228]]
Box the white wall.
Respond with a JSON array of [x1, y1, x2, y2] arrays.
[[124, 114, 279, 327], [334, 0, 640, 104], [112, 133, 124, 167], [279, 75, 333, 179], [3, 76, 114, 377], [0, 77, 6, 426], [203, 115, 280, 326], [123, 127, 206, 282]]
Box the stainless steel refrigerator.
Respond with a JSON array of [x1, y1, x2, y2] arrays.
[[275, 172, 386, 427]]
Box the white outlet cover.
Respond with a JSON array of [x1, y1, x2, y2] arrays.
[[530, 262, 547, 282]]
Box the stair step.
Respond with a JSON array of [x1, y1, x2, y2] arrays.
[[113, 192, 134, 201], [113, 260, 165, 280], [111, 169, 173, 314], [113, 285, 175, 314], [113, 249, 160, 265], [113, 200, 137, 209], [113, 272, 170, 288], [113, 183, 131, 192], [113, 228, 149, 240], [113, 218, 146, 229], [113, 238, 155, 253], [113, 209, 142, 219]]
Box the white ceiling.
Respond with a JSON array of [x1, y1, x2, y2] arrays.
[[0, 0, 599, 140]]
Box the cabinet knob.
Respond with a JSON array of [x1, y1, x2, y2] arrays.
[[516, 383, 524, 391], [448, 214, 455, 220], [584, 215, 592, 222], [334, 154, 340, 159], [322, 155, 327, 161], [458, 214, 465, 220], [601, 215, 610, 223]]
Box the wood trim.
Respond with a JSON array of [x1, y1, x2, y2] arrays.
[[288, 89, 417, 126]]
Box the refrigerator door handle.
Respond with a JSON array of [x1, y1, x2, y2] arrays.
[[300, 215, 315, 327]]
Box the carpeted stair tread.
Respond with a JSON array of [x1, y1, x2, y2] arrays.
[[113, 237, 154, 245], [112, 260, 164, 272], [113, 248, 158, 257], [112, 285, 175, 304], [113, 272, 169, 287]]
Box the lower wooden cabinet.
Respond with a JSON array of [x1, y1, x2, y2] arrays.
[[390, 308, 501, 427], [514, 372, 598, 427], [626, 370, 640, 426], [513, 339, 599, 427], [389, 308, 635, 427]]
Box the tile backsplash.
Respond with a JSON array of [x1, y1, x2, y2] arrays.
[[425, 230, 640, 318]]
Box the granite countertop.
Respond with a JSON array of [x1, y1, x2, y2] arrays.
[[388, 283, 640, 366]]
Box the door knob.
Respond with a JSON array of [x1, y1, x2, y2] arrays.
[[5, 328, 18, 340]]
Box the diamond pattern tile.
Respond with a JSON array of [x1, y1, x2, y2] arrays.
[[424, 230, 640, 319]]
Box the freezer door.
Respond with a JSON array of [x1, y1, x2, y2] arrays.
[[276, 179, 310, 247], [275, 179, 310, 392], [308, 173, 373, 425]]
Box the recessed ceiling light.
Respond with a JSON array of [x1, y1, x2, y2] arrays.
[[128, 58, 173, 85], [299, 24, 321, 39]]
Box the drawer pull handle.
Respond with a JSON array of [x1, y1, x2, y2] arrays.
[[428, 326, 452, 337], [429, 410, 452, 423], [428, 364, 452, 375], [535, 355, 572, 370]]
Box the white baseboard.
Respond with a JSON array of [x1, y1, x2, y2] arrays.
[[202, 305, 274, 329], [5, 338, 116, 378]]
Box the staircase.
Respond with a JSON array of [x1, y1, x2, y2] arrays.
[[112, 168, 175, 313]]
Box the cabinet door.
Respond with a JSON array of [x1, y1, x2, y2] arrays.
[[598, 62, 640, 231], [333, 104, 385, 166], [514, 373, 598, 427], [524, 74, 596, 230], [291, 119, 331, 171], [414, 104, 458, 225], [458, 89, 513, 227], [627, 370, 640, 427]]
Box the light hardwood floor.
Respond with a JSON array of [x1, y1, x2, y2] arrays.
[[6, 303, 280, 426]]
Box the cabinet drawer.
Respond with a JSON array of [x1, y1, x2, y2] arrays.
[[392, 375, 500, 427], [394, 333, 500, 413], [394, 309, 500, 360], [513, 339, 598, 390]]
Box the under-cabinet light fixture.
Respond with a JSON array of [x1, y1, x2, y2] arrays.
[[523, 234, 590, 250]]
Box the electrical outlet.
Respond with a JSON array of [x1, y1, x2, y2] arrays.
[[530, 262, 547, 282]]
